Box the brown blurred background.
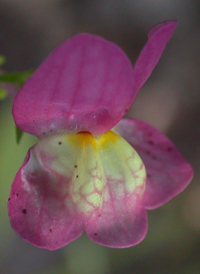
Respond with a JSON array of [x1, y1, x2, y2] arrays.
[[0, 1, 200, 273]]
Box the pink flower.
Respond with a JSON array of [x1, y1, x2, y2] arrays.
[[8, 21, 193, 250]]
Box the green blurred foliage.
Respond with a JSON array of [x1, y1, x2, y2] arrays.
[[0, 68, 34, 143], [0, 55, 6, 66], [0, 88, 8, 100], [0, 69, 34, 87]]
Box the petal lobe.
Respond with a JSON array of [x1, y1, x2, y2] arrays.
[[13, 34, 134, 136], [115, 118, 193, 209]]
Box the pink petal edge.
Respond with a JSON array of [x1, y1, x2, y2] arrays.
[[115, 118, 193, 209], [86, 195, 148, 248], [132, 20, 177, 101]]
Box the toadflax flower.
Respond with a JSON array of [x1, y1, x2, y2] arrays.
[[8, 21, 193, 250]]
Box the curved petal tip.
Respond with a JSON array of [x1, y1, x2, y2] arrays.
[[132, 20, 177, 100], [148, 20, 177, 39]]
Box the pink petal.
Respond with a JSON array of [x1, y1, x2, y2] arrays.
[[13, 33, 134, 136], [132, 20, 177, 100], [8, 148, 84, 250], [86, 193, 147, 248], [115, 118, 193, 209]]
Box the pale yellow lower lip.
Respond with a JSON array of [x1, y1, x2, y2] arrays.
[[33, 130, 146, 213]]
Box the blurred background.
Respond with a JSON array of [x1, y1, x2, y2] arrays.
[[0, 0, 200, 273]]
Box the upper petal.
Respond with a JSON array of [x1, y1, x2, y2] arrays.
[[132, 20, 177, 101], [13, 33, 134, 136], [115, 118, 193, 209]]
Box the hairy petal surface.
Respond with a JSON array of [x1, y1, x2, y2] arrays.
[[13, 34, 134, 136], [115, 118, 193, 209], [8, 148, 84, 250], [132, 20, 177, 101]]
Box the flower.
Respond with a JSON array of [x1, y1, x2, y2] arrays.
[[8, 21, 193, 250]]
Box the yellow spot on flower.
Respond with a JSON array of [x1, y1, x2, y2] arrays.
[[68, 130, 118, 151]]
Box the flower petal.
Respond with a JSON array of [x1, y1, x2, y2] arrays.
[[8, 148, 84, 250], [132, 20, 177, 100], [115, 118, 193, 209], [84, 132, 147, 248], [86, 198, 147, 248], [13, 33, 134, 136]]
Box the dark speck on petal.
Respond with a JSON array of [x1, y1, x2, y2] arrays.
[[148, 140, 154, 145]]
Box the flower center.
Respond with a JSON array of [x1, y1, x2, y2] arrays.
[[26, 130, 146, 214]]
